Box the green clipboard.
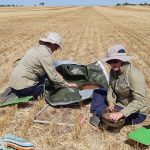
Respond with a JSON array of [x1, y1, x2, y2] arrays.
[[0, 96, 33, 107], [128, 126, 150, 145]]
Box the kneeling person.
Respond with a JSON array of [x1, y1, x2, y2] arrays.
[[90, 45, 149, 127], [9, 32, 77, 99]]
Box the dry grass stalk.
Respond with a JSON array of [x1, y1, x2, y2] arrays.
[[73, 110, 82, 140]]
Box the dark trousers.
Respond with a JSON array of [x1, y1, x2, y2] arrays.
[[12, 77, 46, 99], [90, 88, 147, 125]]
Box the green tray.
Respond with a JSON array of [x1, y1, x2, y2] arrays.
[[128, 126, 150, 145], [0, 96, 33, 107]]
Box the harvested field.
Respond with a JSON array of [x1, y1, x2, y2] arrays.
[[0, 6, 150, 150]]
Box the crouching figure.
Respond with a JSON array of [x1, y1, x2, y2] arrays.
[[90, 45, 149, 128], [8, 32, 77, 99]]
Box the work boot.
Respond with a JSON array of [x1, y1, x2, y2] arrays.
[[0, 87, 12, 96], [0, 93, 18, 103], [0, 87, 18, 103], [5, 92, 18, 102], [0, 96, 5, 103], [90, 116, 101, 128]]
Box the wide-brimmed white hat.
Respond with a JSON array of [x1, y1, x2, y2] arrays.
[[40, 32, 63, 50], [102, 45, 133, 62]]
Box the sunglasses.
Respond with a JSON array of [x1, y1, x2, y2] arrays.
[[107, 59, 120, 64]]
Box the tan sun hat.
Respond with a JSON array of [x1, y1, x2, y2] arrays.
[[102, 45, 133, 63], [40, 32, 63, 50]]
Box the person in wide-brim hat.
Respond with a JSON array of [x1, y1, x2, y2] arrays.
[[102, 44, 133, 63], [90, 44, 149, 128], [39, 32, 63, 51], [8, 32, 78, 101]]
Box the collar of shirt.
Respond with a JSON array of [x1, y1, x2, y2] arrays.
[[120, 62, 130, 75], [37, 44, 53, 54]]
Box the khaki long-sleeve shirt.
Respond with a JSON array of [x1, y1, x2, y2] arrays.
[[10, 44, 68, 90], [107, 62, 149, 117]]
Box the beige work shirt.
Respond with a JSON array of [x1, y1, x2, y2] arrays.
[[107, 62, 149, 117], [10, 44, 68, 90]]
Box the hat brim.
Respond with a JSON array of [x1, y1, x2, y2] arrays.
[[102, 56, 133, 63], [40, 38, 63, 50], [57, 43, 63, 51]]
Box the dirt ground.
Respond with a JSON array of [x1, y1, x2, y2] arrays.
[[0, 6, 150, 150]]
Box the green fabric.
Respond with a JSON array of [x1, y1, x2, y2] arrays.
[[0, 96, 33, 107], [87, 62, 108, 87], [44, 62, 108, 106], [45, 87, 81, 106], [128, 126, 150, 145]]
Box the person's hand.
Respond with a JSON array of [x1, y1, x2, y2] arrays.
[[67, 82, 78, 88], [108, 112, 124, 121], [108, 102, 115, 112]]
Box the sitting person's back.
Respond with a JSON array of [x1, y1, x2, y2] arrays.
[[8, 32, 78, 99]]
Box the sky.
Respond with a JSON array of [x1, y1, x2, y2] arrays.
[[0, 0, 150, 6]]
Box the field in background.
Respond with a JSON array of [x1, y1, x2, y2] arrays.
[[0, 6, 150, 150]]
